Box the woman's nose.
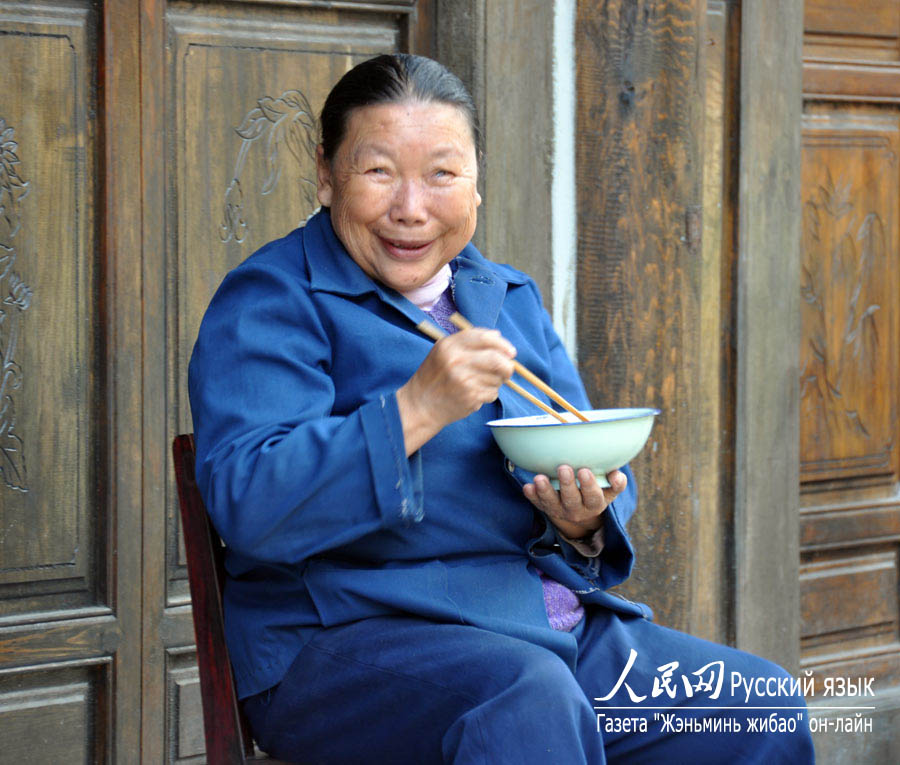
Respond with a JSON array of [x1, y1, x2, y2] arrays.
[[389, 179, 427, 225]]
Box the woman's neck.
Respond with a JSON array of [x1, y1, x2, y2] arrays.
[[400, 263, 452, 311]]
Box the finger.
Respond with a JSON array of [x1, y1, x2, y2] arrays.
[[576, 468, 608, 513], [457, 328, 517, 358], [444, 353, 514, 397], [556, 465, 583, 514], [532, 473, 561, 512], [604, 469, 627, 501], [523, 482, 537, 504], [472, 350, 515, 382]]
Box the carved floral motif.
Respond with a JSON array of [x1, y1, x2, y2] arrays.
[[220, 89, 319, 243], [801, 167, 884, 445], [0, 118, 32, 492]]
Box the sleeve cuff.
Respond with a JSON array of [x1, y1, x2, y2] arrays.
[[593, 498, 635, 588], [557, 524, 605, 557], [358, 393, 424, 525]]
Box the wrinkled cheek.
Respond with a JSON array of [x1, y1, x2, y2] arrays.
[[332, 199, 375, 252], [458, 196, 479, 242]]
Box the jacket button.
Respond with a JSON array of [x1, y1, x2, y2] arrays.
[[505, 459, 516, 473]]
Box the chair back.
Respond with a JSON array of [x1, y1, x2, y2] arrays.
[[172, 434, 255, 764]]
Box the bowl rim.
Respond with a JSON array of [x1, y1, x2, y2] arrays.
[[486, 407, 661, 429]]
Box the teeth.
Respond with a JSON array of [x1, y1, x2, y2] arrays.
[[383, 237, 428, 249]]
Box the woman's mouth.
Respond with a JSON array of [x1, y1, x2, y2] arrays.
[[378, 236, 435, 259]]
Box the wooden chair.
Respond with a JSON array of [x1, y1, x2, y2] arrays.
[[173, 434, 280, 764]]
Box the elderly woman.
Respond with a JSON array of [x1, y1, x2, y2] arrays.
[[189, 54, 813, 764]]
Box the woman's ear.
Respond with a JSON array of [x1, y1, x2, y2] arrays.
[[315, 145, 333, 207]]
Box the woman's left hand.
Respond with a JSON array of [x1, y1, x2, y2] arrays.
[[523, 466, 627, 540]]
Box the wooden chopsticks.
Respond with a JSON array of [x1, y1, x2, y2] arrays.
[[415, 313, 590, 424], [448, 313, 590, 422]]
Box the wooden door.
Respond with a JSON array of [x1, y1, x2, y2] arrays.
[[0, 1, 143, 761], [0, 0, 432, 761], [139, 1, 432, 761], [801, 0, 900, 758]]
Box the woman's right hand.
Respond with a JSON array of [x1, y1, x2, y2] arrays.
[[396, 328, 516, 455]]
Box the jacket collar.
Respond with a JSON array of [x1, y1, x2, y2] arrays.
[[302, 208, 527, 330]]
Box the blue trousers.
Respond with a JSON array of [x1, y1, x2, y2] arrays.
[[243, 609, 815, 764]]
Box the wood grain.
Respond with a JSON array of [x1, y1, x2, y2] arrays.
[[0, 665, 102, 764], [800, 6, 900, 761], [483, 0, 554, 301], [0, 3, 94, 597], [689, 0, 739, 645], [147, 3, 418, 759], [804, 0, 899, 40], [103, 0, 146, 760], [0, 1, 141, 760], [799, 114, 899, 486], [804, 60, 900, 102], [734, 0, 803, 667], [575, 0, 706, 631]]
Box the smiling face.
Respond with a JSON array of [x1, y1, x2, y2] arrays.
[[315, 100, 481, 293]]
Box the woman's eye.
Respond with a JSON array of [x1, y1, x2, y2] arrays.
[[434, 169, 454, 179], [366, 167, 388, 175]]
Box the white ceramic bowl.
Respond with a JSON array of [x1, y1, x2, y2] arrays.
[[486, 408, 660, 488]]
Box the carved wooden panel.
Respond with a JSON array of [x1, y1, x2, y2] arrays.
[[164, 4, 400, 604], [801, 549, 899, 654], [0, 4, 101, 611], [0, 661, 108, 762], [804, 0, 900, 99], [144, 3, 417, 758], [799, 107, 900, 695], [167, 649, 204, 763], [0, 3, 143, 759], [800, 114, 899, 486], [805, 0, 899, 41], [800, 10, 900, 748]]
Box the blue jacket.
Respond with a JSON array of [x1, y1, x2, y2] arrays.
[[188, 210, 649, 699]]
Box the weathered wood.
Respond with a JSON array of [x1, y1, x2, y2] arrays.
[[734, 0, 803, 668], [804, 0, 899, 38], [0, 664, 106, 764], [690, 0, 739, 645], [482, 0, 554, 301], [103, 0, 146, 760], [434, 0, 486, 247], [0, 2, 95, 600], [799, 114, 899, 487], [409, 0, 434, 56], [140, 2, 425, 759], [799, 4, 900, 762], [804, 61, 900, 103], [433, 0, 555, 303], [0, 0, 142, 759], [139, 0, 170, 759], [575, 0, 707, 632]]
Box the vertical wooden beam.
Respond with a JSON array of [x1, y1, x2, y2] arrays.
[[575, 0, 706, 632], [693, 0, 740, 646], [101, 0, 144, 759], [482, 0, 555, 300], [138, 0, 168, 759], [409, 0, 435, 57], [734, 0, 803, 667]]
